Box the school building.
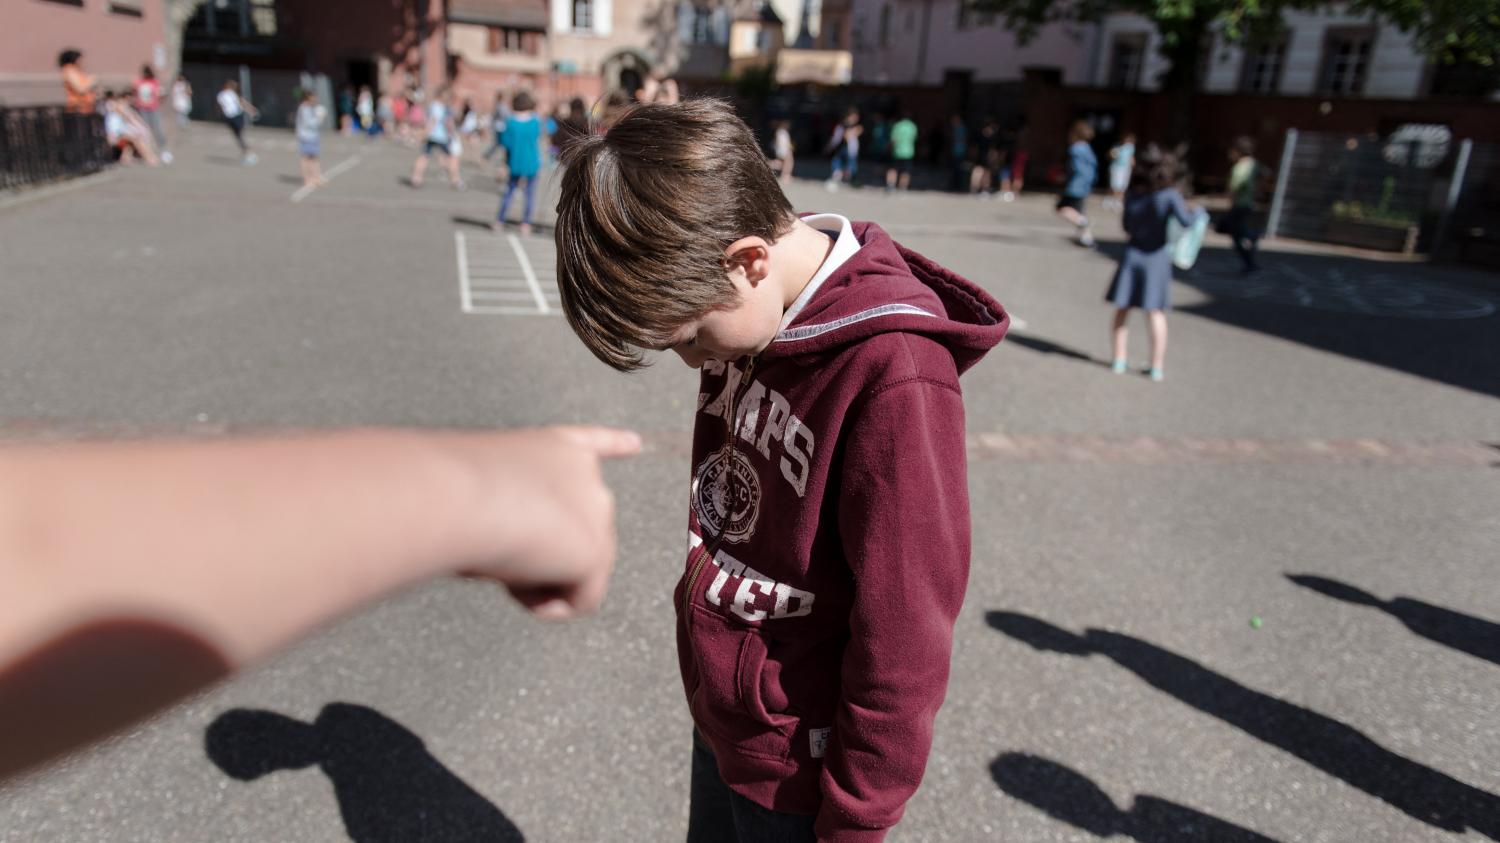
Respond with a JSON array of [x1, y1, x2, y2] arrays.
[[0, 0, 169, 106]]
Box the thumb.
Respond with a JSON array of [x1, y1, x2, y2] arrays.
[[552, 426, 643, 459]]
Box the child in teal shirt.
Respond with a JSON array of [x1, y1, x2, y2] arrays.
[[494, 91, 543, 235]]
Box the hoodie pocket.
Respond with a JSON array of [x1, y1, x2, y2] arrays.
[[688, 603, 797, 763]]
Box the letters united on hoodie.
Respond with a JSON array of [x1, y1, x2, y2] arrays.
[[674, 215, 1008, 842]]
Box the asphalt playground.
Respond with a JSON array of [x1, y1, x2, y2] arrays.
[[1, 122, 1498, 842]]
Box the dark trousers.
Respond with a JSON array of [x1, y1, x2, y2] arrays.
[[498, 173, 537, 226], [687, 732, 816, 843], [1224, 205, 1260, 271], [225, 114, 247, 153]]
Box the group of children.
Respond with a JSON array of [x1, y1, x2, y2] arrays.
[[1053, 119, 1268, 382], [402, 88, 548, 233]]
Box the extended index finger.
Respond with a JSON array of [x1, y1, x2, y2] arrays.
[[551, 425, 643, 459]]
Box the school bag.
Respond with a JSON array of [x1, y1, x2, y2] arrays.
[[1167, 208, 1211, 270]]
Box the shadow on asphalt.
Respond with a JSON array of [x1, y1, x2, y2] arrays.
[[1003, 333, 1107, 368], [450, 215, 555, 235], [990, 752, 1282, 842], [985, 610, 1500, 839], [1092, 241, 1500, 398], [206, 703, 523, 842], [1287, 574, 1500, 668]]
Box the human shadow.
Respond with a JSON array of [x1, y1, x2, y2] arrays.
[[1004, 332, 1107, 367], [1287, 574, 1500, 668], [450, 215, 496, 230], [991, 752, 1281, 842], [985, 611, 1500, 839], [1092, 239, 1500, 397], [206, 703, 523, 842]]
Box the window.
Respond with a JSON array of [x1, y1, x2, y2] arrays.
[[1319, 28, 1374, 96], [1108, 34, 1147, 89], [852, 16, 865, 50], [108, 1, 144, 17], [878, 3, 891, 47], [249, 0, 276, 35], [691, 5, 715, 43], [1239, 37, 1286, 94], [184, 0, 276, 37], [488, 27, 538, 55], [956, 0, 994, 30], [573, 0, 594, 31]]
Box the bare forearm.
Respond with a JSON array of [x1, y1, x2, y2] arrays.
[[0, 431, 478, 670], [0, 425, 634, 779]]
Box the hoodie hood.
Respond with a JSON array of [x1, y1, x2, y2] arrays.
[[760, 220, 1008, 374]]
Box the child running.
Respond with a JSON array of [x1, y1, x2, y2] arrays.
[[1105, 145, 1200, 382], [492, 91, 542, 235], [408, 88, 462, 190], [216, 79, 258, 165], [553, 99, 1008, 842], [1056, 119, 1097, 245]]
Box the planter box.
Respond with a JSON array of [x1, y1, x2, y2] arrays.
[[1323, 217, 1419, 253]]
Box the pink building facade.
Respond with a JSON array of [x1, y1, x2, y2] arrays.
[[0, 0, 168, 106]]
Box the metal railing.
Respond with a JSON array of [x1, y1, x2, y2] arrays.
[[0, 106, 111, 192]]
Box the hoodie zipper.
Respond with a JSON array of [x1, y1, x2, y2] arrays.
[[682, 356, 758, 629]]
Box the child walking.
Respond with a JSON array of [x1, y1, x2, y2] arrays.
[[1105, 146, 1199, 382], [1106, 132, 1135, 210], [1224, 136, 1266, 273], [1056, 120, 1097, 245], [295, 89, 326, 189], [553, 99, 1008, 842], [492, 91, 542, 235], [771, 119, 794, 184]]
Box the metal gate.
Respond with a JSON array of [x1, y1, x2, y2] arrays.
[[1265, 127, 1457, 254]]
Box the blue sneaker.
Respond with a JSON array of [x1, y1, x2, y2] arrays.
[[1148, 367, 1165, 382], [1111, 359, 1128, 374]]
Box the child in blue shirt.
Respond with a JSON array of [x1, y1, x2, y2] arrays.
[[1056, 120, 1098, 246]]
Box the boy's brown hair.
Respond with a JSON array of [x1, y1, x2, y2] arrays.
[[554, 98, 794, 371]]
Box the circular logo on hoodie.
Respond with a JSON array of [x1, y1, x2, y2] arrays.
[[692, 448, 760, 544]]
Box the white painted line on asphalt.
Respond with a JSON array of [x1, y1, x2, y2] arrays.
[[455, 230, 474, 312], [290, 154, 362, 203], [508, 233, 549, 314]]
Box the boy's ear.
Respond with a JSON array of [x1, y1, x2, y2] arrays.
[[723, 237, 771, 286]]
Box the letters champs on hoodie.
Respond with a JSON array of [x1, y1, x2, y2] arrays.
[[676, 217, 1008, 843]]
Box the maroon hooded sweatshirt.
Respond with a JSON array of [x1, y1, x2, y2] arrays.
[[674, 219, 1008, 841]]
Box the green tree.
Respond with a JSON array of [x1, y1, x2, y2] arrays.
[[978, 0, 1500, 142]]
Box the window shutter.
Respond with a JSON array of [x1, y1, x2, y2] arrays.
[[678, 1, 695, 42], [594, 0, 613, 35], [552, 0, 572, 34]]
